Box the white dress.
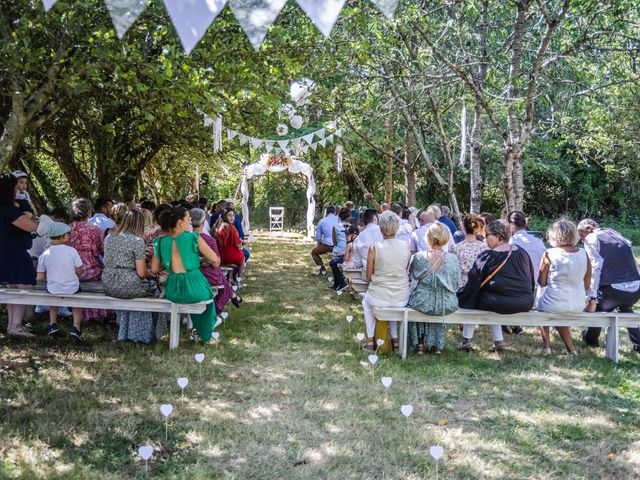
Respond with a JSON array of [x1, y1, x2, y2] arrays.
[[537, 248, 588, 313]]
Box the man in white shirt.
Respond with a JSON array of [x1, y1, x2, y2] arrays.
[[391, 204, 413, 245], [578, 219, 640, 351], [312, 207, 341, 274], [410, 208, 454, 253], [88, 198, 115, 234], [351, 209, 383, 276]]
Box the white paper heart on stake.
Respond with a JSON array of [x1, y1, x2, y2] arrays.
[[401, 404, 414, 418], [211, 332, 220, 340], [177, 377, 189, 389], [430, 445, 444, 460], [194, 353, 205, 363], [336, 290, 343, 296], [381, 377, 392, 389], [368, 354, 378, 365], [359, 361, 368, 367], [232, 285, 238, 291], [138, 445, 154, 461], [221, 312, 229, 319], [356, 332, 365, 341], [346, 315, 353, 323], [376, 339, 385, 347], [160, 404, 173, 417], [327, 276, 333, 282]]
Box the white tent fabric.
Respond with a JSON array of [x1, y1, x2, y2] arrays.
[[241, 154, 315, 237]]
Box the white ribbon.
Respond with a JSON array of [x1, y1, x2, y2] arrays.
[[459, 101, 467, 166]]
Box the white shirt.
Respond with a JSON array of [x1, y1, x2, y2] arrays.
[[396, 219, 413, 245], [88, 213, 115, 234], [28, 214, 54, 258], [510, 230, 546, 283], [352, 224, 383, 269], [410, 222, 454, 253], [37, 244, 83, 295]]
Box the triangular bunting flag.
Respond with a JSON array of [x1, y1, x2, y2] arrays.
[[104, 0, 149, 38], [303, 133, 315, 145], [265, 141, 275, 149], [315, 128, 325, 139], [42, 0, 57, 11], [335, 128, 342, 137], [301, 145, 309, 154], [277, 140, 289, 150], [291, 138, 302, 147], [328, 120, 337, 129], [163, 0, 227, 54], [310, 143, 318, 151], [369, 0, 399, 19], [203, 115, 214, 127], [265, 145, 273, 153], [229, 0, 287, 50], [296, 0, 347, 37], [319, 138, 326, 147], [239, 134, 248, 145], [227, 129, 238, 140], [274, 148, 282, 154], [326, 134, 334, 143], [250, 137, 263, 149]]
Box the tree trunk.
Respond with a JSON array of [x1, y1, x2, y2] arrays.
[[52, 118, 94, 199], [0, 110, 26, 170], [512, 151, 525, 210], [403, 140, 417, 207], [503, 147, 518, 213]]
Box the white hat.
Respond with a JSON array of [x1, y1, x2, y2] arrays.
[[12, 170, 28, 179]]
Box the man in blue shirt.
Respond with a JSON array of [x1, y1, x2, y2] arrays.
[[312, 206, 340, 275]]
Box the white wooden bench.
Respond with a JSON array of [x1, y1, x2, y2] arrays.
[[342, 267, 363, 281], [0, 288, 217, 350], [374, 307, 640, 363]]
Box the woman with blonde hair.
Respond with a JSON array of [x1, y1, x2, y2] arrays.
[[537, 219, 591, 354], [103, 209, 160, 343], [407, 222, 462, 354]]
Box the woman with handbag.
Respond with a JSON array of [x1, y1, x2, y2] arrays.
[[456, 219, 535, 351], [407, 222, 462, 354]]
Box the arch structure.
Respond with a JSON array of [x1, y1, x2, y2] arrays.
[[240, 154, 316, 237]]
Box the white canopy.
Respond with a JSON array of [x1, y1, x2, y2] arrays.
[[240, 154, 315, 237]]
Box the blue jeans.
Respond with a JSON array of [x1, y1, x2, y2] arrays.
[[329, 256, 345, 287]]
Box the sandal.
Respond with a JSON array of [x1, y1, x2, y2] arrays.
[[7, 326, 35, 339], [361, 338, 375, 351], [457, 341, 473, 351], [488, 342, 507, 352], [416, 344, 424, 354]]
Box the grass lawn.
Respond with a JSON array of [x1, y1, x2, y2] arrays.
[[1, 233, 640, 479]]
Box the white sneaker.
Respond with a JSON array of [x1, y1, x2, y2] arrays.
[[215, 317, 223, 328], [59, 307, 72, 317]]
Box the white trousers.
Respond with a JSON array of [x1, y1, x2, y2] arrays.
[[362, 293, 405, 339], [462, 324, 504, 343]]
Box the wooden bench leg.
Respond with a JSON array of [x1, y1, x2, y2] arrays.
[[605, 316, 620, 363], [401, 310, 409, 360], [169, 303, 180, 350]]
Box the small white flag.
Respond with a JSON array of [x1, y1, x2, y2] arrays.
[[370, 0, 399, 19], [229, 0, 287, 50], [274, 147, 282, 153], [239, 134, 249, 145], [291, 137, 302, 147], [310, 142, 318, 151], [104, 0, 149, 38], [326, 134, 334, 143], [265, 140, 275, 149], [319, 138, 326, 147], [203, 115, 214, 127], [296, 0, 347, 37], [316, 128, 326, 139], [335, 128, 343, 137], [227, 129, 238, 140], [277, 140, 289, 150], [41, 0, 58, 11], [250, 137, 263, 149], [163, 0, 227, 54], [302, 133, 315, 145], [301, 145, 309, 154]]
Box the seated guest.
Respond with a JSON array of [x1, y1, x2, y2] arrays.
[[36, 222, 84, 340], [190, 208, 241, 313], [578, 219, 640, 351], [537, 219, 591, 355], [111, 202, 128, 230], [345, 200, 359, 223], [456, 219, 535, 351], [391, 203, 413, 244], [410, 210, 435, 253], [215, 207, 245, 282], [312, 206, 340, 275], [408, 222, 462, 354], [351, 209, 383, 274], [151, 207, 219, 343], [478, 212, 495, 240], [452, 214, 488, 285], [0, 173, 38, 338], [88, 198, 115, 234], [226, 203, 250, 263], [68, 198, 108, 323], [439, 205, 457, 236], [103, 209, 161, 344], [361, 211, 411, 351]]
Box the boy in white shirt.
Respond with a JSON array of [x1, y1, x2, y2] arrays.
[[36, 222, 85, 340]]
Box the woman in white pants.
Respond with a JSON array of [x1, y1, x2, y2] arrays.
[[361, 210, 411, 351]]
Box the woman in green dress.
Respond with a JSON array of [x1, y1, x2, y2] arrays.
[[407, 221, 462, 354], [151, 207, 220, 343]]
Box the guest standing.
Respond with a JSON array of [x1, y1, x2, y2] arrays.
[[0, 173, 38, 338]]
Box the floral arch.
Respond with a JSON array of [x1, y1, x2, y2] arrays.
[[240, 154, 316, 237]]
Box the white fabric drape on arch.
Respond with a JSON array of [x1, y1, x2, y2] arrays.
[[240, 154, 315, 237]]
